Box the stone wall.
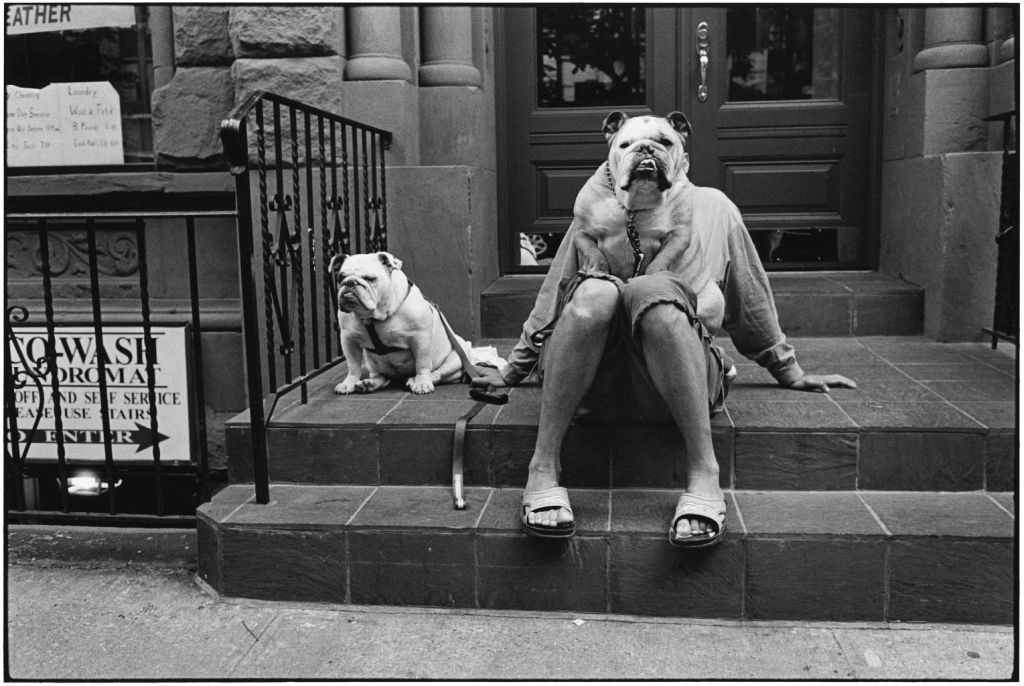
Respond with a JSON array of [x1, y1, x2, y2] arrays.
[[878, 6, 1016, 340], [152, 5, 498, 337]]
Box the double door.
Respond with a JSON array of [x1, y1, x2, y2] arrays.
[[497, 7, 878, 271]]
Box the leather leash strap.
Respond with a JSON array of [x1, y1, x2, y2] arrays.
[[432, 303, 508, 510]]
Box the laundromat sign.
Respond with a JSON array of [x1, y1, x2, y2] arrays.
[[9, 326, 194, 464], [6, 5, 136, 35]]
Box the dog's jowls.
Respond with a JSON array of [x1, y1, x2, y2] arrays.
[[331, 251, 468, 394]]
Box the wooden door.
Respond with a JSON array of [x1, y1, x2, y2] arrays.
[[681, 7, 877, 268], [497, 7, 878, 272]]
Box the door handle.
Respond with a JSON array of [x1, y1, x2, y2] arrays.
[[696, 21, 710, 102]]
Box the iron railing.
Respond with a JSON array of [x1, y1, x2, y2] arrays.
[[219, 91, 392, 504], [5, 211, 231, 526], [983, 112, 1018, 349]]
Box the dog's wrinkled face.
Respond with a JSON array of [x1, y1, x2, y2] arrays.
[[603, 111, 692, 210], [330, 252, 404, 317]]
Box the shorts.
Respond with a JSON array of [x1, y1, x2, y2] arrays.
[[539, 270, 729, 423]]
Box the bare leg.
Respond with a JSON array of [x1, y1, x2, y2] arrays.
[[526, 278, 619, 528], [637, 303, 723, 539]]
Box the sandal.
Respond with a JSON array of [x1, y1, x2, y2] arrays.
[[669, 492, 726, 549], [521, 486, 576, 539]]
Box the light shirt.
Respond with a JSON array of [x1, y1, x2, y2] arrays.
[[501, 165, 805, 387]]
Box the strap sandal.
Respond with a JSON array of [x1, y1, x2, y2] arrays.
[[521, 486, 576, 539], [669, 492, 726, 549]]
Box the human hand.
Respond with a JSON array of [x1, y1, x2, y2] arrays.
[[787, 373, 857, 393], [470, 366, 510, 390]]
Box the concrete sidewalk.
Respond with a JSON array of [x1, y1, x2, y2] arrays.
[[5, 526, 1017, 680]]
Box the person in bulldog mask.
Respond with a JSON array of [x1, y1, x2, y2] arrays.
[[473, 111, 855, 547]]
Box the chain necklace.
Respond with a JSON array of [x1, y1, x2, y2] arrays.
[[604, 163, 645, 278]]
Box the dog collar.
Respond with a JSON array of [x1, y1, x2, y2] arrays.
[[604, 163, 645, 279], [359, 279, 415, 356]]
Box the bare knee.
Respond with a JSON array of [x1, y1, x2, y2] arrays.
[[638, 302, 698, 343], [564, 278, 619, 324]]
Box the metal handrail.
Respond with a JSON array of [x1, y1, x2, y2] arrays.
[[220, 90, 392, 173], [219, 91, 392, 504]]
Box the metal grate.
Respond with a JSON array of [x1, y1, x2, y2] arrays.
[[5, 211, 231, 525]]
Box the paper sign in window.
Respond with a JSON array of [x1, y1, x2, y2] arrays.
[[6, 81, 124, 167]]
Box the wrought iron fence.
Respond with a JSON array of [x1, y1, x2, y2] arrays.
[[5, 211, 231, 525], [219, 91, 392, 504]]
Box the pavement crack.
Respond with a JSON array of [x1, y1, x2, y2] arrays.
[[228, 611, 281, 677], [242, 620, 260, 641]]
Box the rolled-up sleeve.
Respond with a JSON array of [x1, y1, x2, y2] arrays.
[[720, 204, 805, 386], [502, 220, 583, 385]]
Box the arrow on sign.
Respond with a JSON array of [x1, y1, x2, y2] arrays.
[[14, 423, 170, 453]]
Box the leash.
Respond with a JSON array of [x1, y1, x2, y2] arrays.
[[433, 304, 508, 510], [361, 278, 413, 356], [604, 163, 646, 279]]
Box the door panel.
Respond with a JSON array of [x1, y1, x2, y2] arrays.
[[498, 7, 678, 270], [497, 6, 877, 271], [683, 7, 874, 267]]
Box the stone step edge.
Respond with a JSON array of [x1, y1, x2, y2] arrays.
[[223, 421, 1013, 492], [200, 485, 1016, 541], [197, 486, 1014, 624]]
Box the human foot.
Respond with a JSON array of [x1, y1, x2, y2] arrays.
[[669, 492, 726, 548], [672, 467, 722, 542], [670, 486, 725, 548], [521, 468, 575, 537]]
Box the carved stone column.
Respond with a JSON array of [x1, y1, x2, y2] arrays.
[[419, 7, 480, 87], [344, 6, 411, 81], [913, 7, 988, 71]]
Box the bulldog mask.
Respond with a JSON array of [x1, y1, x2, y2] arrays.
[[605, 110, 692, 212], [573, 111, 695, 280], [330, 251, 468, 394]]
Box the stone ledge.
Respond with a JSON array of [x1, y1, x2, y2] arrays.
[[224, 337, 1014, 492], [481, 273, 925, 338], [198, 484, 1015, 622], [7, 525, 197, 568]]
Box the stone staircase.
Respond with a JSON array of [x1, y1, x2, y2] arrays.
[[198, 329, 1016, 624]]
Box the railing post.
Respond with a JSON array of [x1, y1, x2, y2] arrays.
[[223, 116, 272, 505]]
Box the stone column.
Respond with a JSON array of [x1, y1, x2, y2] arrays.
[[344, 7, 411, 81], [419, 7, 480, 87], [149, 5, 175, 89], [986, 7, 1016, 65], [913, 7, 988, 71]]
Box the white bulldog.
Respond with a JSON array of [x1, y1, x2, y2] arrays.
[[573, 111, 725, 330], [330, 252, 468, 394]]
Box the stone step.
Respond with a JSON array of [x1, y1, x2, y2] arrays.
[[481, 272, 924, 338], [197, 484, 1015, 624], [225, 337, 1016, 492]]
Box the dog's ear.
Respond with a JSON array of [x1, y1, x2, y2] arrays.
[[602, 111, 629, 143], [378, 252, 403, 272], [327, 252, 348, 283], [666, 111, 692, 144]]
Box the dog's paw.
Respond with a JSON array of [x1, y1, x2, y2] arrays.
[[407, 375, 435, 394], [357, 377, 390, 393], [334, 377, 362, 394]]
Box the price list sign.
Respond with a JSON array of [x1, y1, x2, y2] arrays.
[[6, 81, 124, 166]]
